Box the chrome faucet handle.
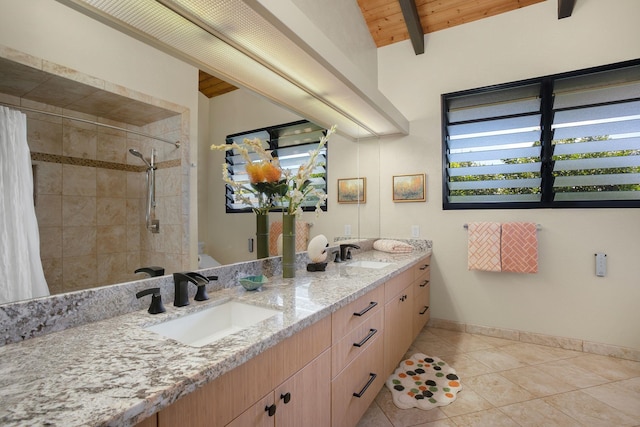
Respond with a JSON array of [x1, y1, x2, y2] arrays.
[[136, 287, 166, 314]]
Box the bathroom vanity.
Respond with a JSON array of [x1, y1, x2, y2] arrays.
[[0, 248, 431, 427]]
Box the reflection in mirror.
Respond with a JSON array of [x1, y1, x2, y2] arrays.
[[0, 53, 380, 305], [0, 54, 188, 304], [202, 89, 378, 265]]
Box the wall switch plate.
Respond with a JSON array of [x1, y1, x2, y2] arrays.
[[411, 225, 420, 238], [595, 253, 607, 277], [344, 224, 352, 236]]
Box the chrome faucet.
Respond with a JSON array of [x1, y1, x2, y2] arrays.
[[173, 272, 216, 307]]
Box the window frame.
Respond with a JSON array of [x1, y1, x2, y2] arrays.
[[224, 119, 329, 214], [442, 58, 640, 210]]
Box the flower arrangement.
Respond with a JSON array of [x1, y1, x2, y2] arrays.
[[211, 125, 336, 216]]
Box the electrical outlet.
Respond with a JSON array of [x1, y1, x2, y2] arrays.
[[411, 225, 420, 238], [344, 224, 352, 236], [595, 253, 607, 277]]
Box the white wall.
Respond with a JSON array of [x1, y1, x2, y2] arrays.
[[0, 0, 200, 266], [377, 0, 640, 350], [202, 89, 375, 264]]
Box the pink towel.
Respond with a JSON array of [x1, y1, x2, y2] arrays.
[[373, 239, 414, 253], [501, 222, 538, 273], [467, 222, 502, 272]]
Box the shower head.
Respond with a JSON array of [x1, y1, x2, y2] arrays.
[[129, 148, 152, 168]]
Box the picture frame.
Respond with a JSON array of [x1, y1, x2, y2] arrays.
[[337, 177, 366, 203], [393, 173, 426, 202]]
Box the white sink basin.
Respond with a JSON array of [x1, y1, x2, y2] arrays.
[[144, 301, 280, 347], [347, 260, 392, 269]]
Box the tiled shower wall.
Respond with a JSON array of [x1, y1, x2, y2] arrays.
[[9, 96, 183, 295]]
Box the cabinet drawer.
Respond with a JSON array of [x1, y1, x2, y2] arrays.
[[413, 256, 430, 281], [384, 269, 413, 302], [332, 286, 383, 343], [332, 309, 383, 377], [331, 335, 384, 427]]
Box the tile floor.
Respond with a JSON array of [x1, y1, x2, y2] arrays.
[[357, 326, 640, 427]]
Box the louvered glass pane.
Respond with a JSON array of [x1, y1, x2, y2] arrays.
[[555, 82, 640, 109], [448, 83, 540, 110], [554, 65, 640, 109], [449, 115, 541, 138], [555, 156, 640, 171], [447, 162, 541, 177], [448, 146, 541, 163], [449, 178, 541, 190], [553, 136, 640, 155], [449, 194, 541, 203], [448, 98, 540, 122], [555, 191, 640, 201], [448, 130, 541, 150], [553, 118, 640, 140], [554, 101, 640, 124]]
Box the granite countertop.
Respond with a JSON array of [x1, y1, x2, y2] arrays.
[[0, 249, 430, 427]]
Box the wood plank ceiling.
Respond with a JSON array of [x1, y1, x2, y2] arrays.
[[199, 0, 569, 97], [358, 0, 546, 48]]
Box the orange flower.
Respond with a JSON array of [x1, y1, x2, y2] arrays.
[[262, 162, 281, 183], [246, 163, 265, 183], [247, 161, 281, 184]]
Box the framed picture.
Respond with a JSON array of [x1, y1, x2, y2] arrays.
[[337, 177, 366, 203], [393, 173, 426, 202]]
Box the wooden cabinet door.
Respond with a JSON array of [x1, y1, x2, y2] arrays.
[[226, 392, 275, 427], [383, 284, 414, 377], [275, 349, 331, 427], [135, 414, 157, 427]]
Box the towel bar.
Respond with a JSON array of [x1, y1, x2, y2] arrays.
[[463, 223, 542, 230]]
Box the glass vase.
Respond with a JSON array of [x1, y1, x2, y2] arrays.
[[256, 213, 269, 259], [282, 213, 296, 278]]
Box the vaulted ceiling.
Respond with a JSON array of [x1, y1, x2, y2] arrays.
[[199, 0, 575, 97]]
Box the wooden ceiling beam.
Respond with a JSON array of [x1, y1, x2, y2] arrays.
[[558, 0, 576, 19], [398, 0, 424, 55]]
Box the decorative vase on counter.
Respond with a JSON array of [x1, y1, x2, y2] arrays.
[[282, 214, 296, 278], [256, 213, 269, 259]]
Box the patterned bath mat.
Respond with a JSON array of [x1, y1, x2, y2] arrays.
[[386, 354, 462, 410]]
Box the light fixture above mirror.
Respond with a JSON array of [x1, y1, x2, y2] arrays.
[[57, 0, 409, 139]]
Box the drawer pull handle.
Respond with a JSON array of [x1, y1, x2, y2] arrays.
[[420, 280, 429, 288], [353, 328, 377, 348], [419, 264, 429, 270], [419, 306, 429, 315], [280, 392, 291, 404], [400, 294, 408, 302], [265, 404, 276, 417], [353, 301, 377, 317], [353, 373, 377, 398]]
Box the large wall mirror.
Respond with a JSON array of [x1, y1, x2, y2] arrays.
[[0, 50, 380, 305]]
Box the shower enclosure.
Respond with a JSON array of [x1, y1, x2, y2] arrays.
[[129, 148, 160, 233]]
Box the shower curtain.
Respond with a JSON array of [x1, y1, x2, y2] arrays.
[[0, 106, 49, 304]]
